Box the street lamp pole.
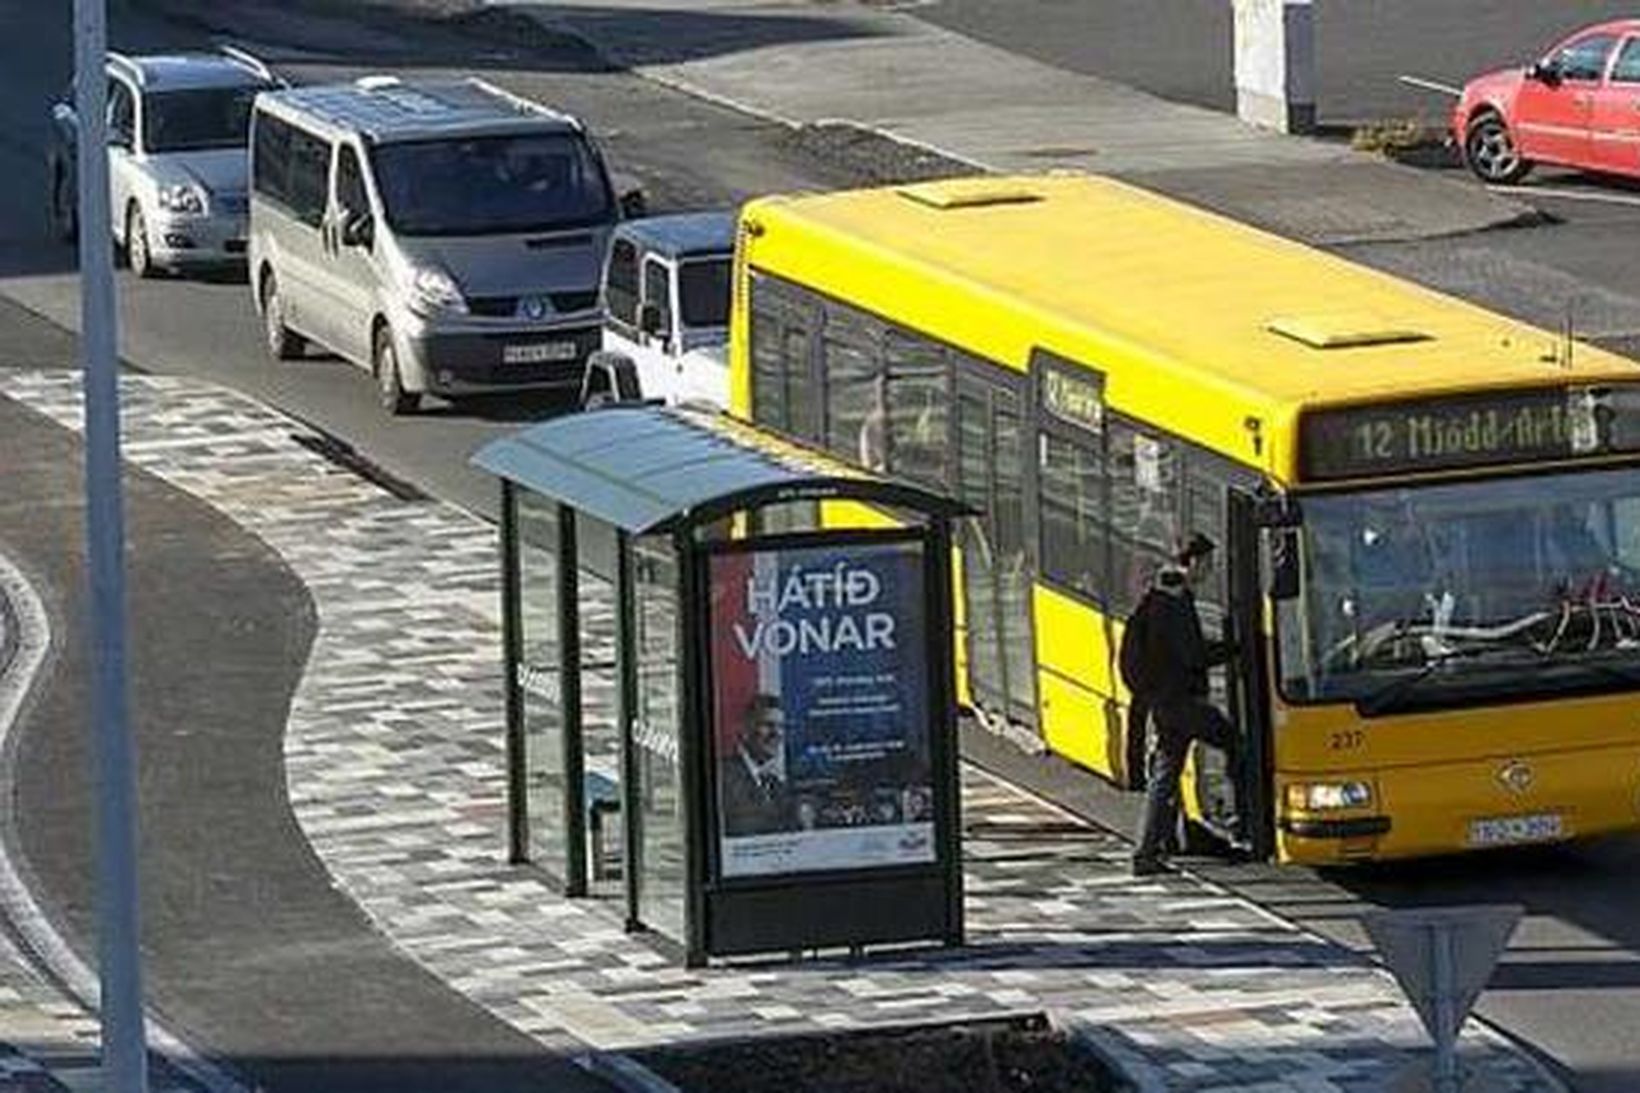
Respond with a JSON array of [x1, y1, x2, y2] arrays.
[[72, 0, 151, 1089]]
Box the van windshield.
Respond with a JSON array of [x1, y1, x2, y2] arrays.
[[679, 257, 730, 327], [371, 132, 611, 236]]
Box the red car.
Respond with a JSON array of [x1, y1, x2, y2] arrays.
[[1455, 19, 1640, 184]]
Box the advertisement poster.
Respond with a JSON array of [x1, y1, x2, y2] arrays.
[[709, 539, 934, 878]]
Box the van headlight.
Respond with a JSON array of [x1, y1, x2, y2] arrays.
[[409, 265, 468, 317], [1285, 781, 1373, 811], [156, 183, 206, 215]]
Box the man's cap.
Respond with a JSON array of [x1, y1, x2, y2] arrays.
[[1176, 532, 1217, 564]]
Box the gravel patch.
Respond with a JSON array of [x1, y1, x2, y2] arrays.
[[633, 1016, 1121, 1093], [777, 121, 988, 185]]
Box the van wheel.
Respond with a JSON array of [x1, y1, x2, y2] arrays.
[[261, 272, 306, 360], [374, 326, 419, 416], [126, 203, 157, 279]]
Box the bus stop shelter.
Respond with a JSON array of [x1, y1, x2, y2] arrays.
[[472, 405, 968, 966]]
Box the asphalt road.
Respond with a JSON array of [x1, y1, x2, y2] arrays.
[[6, 0, 1640, 1090], [918, 0, 1640, 126]]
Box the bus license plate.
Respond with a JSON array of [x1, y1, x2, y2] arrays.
[[504, 342, 577, 365], [1467, 813, 1563, 847]]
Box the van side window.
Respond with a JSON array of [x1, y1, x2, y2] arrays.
[[286, 129, 331, 229], [605, 238, 639, 327], [335, 145, 370, 219], [642, 258, 672, 335], [252, 112, 292, 206], [107, 79, 136, 147]]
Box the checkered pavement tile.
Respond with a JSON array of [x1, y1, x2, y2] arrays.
[[0, 371, 1562, 1092]]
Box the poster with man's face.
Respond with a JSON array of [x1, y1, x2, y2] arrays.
[[709, 539, 934, 878]]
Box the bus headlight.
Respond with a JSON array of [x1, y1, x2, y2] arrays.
[[1286, 781, 1373, 811]]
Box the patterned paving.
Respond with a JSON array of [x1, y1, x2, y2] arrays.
[[0, 370, 1564, 1092]]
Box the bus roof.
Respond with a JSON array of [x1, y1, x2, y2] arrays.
[[740, 175, 1640, 478]]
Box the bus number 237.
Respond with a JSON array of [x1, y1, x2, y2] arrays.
[[1330, 729, 1365, 751]]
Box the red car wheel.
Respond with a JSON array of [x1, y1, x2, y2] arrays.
[[1465, 112, 1532, 185]]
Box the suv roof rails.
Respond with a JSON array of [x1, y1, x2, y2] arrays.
[[219, 44, 279, 85], [106, 51, 145, 87], [466, 77, 580, 128]]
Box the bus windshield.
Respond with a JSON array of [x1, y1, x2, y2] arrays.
[[1277, 464, 1640, 710], [371, 132, 612, 236]]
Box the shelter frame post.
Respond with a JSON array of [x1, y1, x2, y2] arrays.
[[615, 529, 643, 931], [676, 528, 710, 966], [559, 506, 589, 896], [927, 518, 964, 946], [500, 482, 529, 865]]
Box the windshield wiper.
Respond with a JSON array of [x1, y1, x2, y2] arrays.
[[1355, 644, 1519, 717]]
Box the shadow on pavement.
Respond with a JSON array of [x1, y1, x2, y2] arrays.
[[133, 0, 882, 75]]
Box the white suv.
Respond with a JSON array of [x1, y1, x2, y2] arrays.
[[47, 49, 280, 277]]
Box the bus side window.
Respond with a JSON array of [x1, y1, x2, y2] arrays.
[[821, 307, 886, 470], [748, 272, 821, 442], [1039, 429, 1106, 602], [1109, 419, 1182, 614], [885, 328, 950, 490]]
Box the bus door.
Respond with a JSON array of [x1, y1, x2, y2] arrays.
[[1193, 487, 1276, 856], [955, 366, 1038, 733]]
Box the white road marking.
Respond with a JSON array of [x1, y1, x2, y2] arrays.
[[1397, 74, 1463, 98], [1488, 183, 1640, 208]]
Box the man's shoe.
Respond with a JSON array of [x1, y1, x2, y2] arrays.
[[1130, 856, 1170, 878]]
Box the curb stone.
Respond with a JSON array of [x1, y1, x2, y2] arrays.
[[577, 1051, 685, 1093]]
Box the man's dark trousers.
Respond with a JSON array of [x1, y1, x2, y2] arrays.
[[1134, 697, 1239, 863]]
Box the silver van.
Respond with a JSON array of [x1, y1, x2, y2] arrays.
[[249, 76, 641, 414]]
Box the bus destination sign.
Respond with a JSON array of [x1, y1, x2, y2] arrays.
[[1040, 367, 1104, 433], [1300, 386, 1640, 480]]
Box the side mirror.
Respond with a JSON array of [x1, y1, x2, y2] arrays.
[[1528, 59, 1561, 84], [1267, 530, 1301, 601], [53, 103, 78, 128], [619, 186, 647, 220], [638, 301, 667, 337], [341, 211, 374, 249]]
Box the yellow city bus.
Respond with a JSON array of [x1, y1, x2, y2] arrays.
[[727, 173, 1640, 865]]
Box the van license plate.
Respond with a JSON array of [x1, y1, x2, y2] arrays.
[[1467, 813, 1563, 847], [504, 342, 577, 365]]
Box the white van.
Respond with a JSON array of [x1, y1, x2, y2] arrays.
[[583, 211, 734, 410], [249, 76, 642, 414]]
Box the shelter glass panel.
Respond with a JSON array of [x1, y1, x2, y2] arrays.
[[634, 537, 684, 940], [517, 492, 568, 881], [578, 517, 624, 898]]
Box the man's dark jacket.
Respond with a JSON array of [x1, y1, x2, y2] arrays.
[[1133, 567, 1225, 705]]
